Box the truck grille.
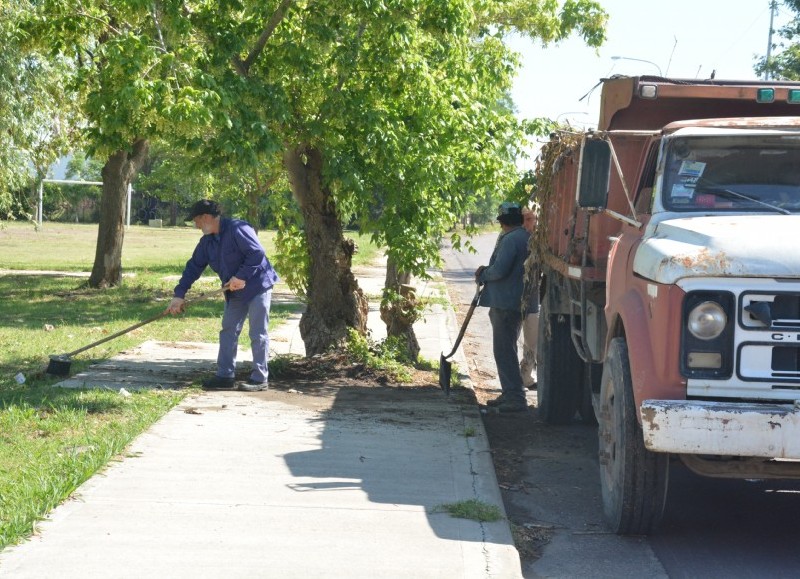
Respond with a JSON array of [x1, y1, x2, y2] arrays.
[[742, 293, 800, 329], [739, 291, 800, 387]]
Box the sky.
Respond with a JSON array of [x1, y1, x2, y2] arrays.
[[509, 0, 793, 169]]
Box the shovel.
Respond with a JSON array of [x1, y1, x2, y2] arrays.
[[46, 285, 229, 377], [439, 284, 482, 395]]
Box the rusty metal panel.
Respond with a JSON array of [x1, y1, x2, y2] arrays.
[[598, 76, 800, 132]]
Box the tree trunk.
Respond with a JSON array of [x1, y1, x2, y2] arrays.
[[283, 145, 368, 356], [380, 254, 420, 361], [88, 139, 149, 288]]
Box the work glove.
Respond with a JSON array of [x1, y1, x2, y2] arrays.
[[166, 297, 185, 315]]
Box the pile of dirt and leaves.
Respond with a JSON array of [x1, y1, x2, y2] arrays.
[[239, 351, 478, 413], [268, 352, 423, 385]]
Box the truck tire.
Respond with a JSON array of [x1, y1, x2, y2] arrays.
[[599, 338, 669, 535], [537, 305, 582, 424]]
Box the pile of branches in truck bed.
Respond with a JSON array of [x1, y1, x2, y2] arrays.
[[524, 130, 582, 281]]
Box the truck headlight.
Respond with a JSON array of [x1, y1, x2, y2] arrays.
[[687, 301, 727, 340], [681, 291, 734, 379]]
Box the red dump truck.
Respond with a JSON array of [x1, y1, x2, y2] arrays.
[[533, 75, 800, 534]]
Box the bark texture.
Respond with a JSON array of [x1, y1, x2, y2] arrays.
[[284, 145, 368, 356], [88, 139, 149, 288]]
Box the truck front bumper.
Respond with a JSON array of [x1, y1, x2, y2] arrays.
[[641, 399, 800, 458]]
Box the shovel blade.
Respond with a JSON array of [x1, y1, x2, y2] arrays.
[[438, 354, 452, 396]]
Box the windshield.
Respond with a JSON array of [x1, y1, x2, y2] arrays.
[[662, 135, 800, 213]]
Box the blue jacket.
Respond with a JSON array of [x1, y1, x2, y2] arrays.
[[174, 217, 279, 303], [478, 226, 530, 311]]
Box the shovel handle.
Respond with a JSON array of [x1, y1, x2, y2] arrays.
[[442, 284, 482, 360], [62, 285, 229, 359]]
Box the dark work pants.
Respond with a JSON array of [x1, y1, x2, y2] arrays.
[[488, 307, 525, 403]]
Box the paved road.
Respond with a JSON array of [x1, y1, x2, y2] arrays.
[[441, 232, 800, 578]]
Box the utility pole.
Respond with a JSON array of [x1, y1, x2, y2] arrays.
[[765, 0, 777, 80]]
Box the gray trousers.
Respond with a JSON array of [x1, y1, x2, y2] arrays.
[[488, 307, 525, 403], [216, 289, 272, 383]]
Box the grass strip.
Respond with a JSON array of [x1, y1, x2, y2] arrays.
[[432, 499, 504, 522], [0, 386, 183, 548]]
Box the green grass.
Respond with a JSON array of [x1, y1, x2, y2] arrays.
[[0, 221, 388, 548], [0, 387, 182, 548], [0, 221, 378, 271], [432, 499, 504, 522], [0, 222, 208, 271]]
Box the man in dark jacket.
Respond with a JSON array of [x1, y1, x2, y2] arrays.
[[475, 202, 530, 413], [166, 200, 279, 392]]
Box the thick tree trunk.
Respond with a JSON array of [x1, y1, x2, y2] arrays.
[[283, 145, 368, 356], [88, 139, 149, 288], [380, 254, 420, 361]]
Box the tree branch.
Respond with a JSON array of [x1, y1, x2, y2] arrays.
[[149, 1, 169, 54], [232, 0, 295, 77], [76, 11, 122, 35], [333, 23, 365, 94]]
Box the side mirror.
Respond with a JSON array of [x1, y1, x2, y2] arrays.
[[577, 138, 611, 210]]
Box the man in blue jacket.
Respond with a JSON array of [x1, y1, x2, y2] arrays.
[[166, 200, 279, 392], [475, 202, 531, 413]]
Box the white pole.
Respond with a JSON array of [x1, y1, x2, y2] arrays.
[[765, 0, 776, 80], [38, 180, 43, 227], [126, 183, 132, 229]]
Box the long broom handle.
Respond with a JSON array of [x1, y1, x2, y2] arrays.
[[62, 286, 228, 358]]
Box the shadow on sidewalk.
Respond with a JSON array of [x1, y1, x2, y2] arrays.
[[280, 383, 504, 543]]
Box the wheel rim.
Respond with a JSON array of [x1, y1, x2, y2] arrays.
[[599, 369, 624, 523]]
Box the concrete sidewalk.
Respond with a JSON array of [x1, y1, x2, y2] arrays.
[[0, 262, 522, 578]]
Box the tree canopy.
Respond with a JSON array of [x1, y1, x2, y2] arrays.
[[9, 0, 608, 353]]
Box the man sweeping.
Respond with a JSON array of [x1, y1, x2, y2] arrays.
[[166, 199, 279, 392]]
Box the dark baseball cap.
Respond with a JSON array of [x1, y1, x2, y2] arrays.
[[186, 199, 221, 220], [497, 201, 523, 225]]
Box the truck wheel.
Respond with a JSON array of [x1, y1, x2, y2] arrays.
[[537, 307, 582, 424], [599, 338, 668, 535]]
